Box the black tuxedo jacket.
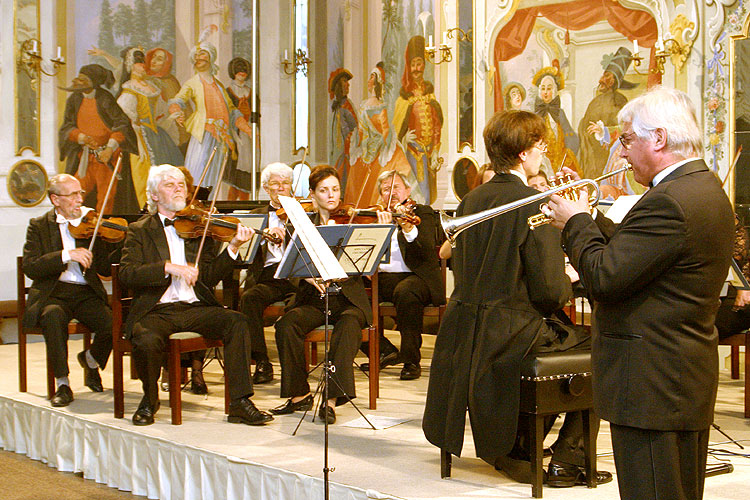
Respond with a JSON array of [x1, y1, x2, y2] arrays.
[[119, 213, 237, 339], [391, 203, 445, 306], [22, 209, 114, 328], [562, 160, 734, 430]]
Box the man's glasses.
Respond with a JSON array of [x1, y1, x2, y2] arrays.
[[619, 132, 637, 150], [534, 142, 548, 153], [267, 181, 292, 189], [55, 190, 85, 198]]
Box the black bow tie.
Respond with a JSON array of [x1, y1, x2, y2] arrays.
[[268, 206, 277, 212], [164, 218, 175, 227]]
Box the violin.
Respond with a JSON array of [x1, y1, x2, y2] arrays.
[[328, 201, 421, 226], [173, 204, 283, 245], [275, 200, 315, 221], [68, 210, 128, 243]]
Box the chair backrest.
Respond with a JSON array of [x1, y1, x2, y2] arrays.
[[16, 256, 28, 323], [110, 264, 132, 341]]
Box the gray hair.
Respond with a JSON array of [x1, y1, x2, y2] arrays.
[[146, 164, 185, 214], [617, 86, 702, 159], [48, 173, 79, 198], [261, 162, 293, 187], [375, 170, 411, 193]]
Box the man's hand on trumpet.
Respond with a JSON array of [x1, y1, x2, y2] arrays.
[[548, 167, 594, 230]]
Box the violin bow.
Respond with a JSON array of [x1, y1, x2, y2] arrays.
[[87, 154, 122, 253], [193, 149, 230, 268], [188, 146, 218, 206], [347, 163, 374, 225], [722, 145, 743, 189]]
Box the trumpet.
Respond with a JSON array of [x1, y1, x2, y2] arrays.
[[440, 164, 632, 247]]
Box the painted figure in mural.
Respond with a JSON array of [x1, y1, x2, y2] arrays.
[[346, 62, 412, 206], [168, 41, 254, 195], [145, 47, 191, 150], [393, 35, 443, 204], [532, 62, 580, 175], [504, 82, 526, 111], [578, 47, 636, 180], [586, 122, 646, 200], [226, 57, 261, 201], [116, 47, 183, 210], [58, 64, 138, 213], [328, 68, 358, 197]]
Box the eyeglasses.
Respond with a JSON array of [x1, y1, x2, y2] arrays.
[[54, 190, 85, 198], [534, 142, 548, 153], [619, 132, 637, 150], [267, 180, 292, 189]]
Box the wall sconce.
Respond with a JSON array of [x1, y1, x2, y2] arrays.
[[17, 38, 65, 79], [281, 48, 312, 76], [652, 37, 690, 74], [426, 28, 473, 65]]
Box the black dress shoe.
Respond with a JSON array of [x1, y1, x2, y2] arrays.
[[132, 396, 160, 426], [51, 385, 74, 407], [318, 403, 336, 424], [546, 462, 613, 487], [270, 394, 314, 415], [77, 351, 103, 392], [400, 362, 421, 380], [190, 371, 208, 395], [252, 359, 274, 384], [361, 351, 399, 371], [228, 397, 274, 425]]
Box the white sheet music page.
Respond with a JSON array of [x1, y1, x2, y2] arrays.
[[277, 195, 347, 281], [602, 194, 641, 224]]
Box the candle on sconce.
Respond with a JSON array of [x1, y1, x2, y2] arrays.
[[656, 38, 664, 52], [31, 39, 38, 54], [633, 39, 638, 55], [443, 31, 448, 46], [428, 35, 434, 47], [56, 46, 62, 59], [284, 49, 289, 61]]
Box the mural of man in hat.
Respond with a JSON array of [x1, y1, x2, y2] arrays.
[[169, 39, 254, 195], [532, 61, 579, 175], [578, 46, 638, 179], [393, 35, 443, 204], [58, 64, 138, 213], [328, 68, 358, 193]]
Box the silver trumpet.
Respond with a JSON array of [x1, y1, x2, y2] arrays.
[[440, 164, 633, 247]]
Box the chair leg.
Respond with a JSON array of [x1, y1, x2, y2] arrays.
[[168, 342, 182, 425], [46, 357, 56, 400], [583, 410, 597, 488], [440, 449, 452, 478], [731, 346, 740, 379], [368, 327, 378, 409], [113, 347, 125, 419], [18, 332, 27, 392], [744, 340, 750, 418], [83, 331, 92, 351], [530, 415, 544, 498]]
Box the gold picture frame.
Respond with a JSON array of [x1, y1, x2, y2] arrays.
[[451, 156, 480, 201], [8, 159, 48, 207]]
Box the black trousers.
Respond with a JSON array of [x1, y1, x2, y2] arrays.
[[610, 423, 709, 500], [131, 302, 254, 405], [274, 294, 365, 405], [38, 282, 113, 378], [364, 272, 432, 364], [240, 264, 297, 362]]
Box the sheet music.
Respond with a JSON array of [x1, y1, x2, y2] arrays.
[[224, 213, 267, 263], [277, 196, 347, 281], [339, 225, 394, 274], [602, 194, 641, 223]]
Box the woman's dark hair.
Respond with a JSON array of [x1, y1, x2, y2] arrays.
[[483, 110, 545, 173], [309, 165, 340, 191]]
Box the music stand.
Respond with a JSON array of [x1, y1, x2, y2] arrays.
[[275, 197, 394, 500]]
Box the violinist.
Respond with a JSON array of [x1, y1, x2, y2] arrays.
[[361, 170, 444, 380], [239, 162, 299, 385], [120, 164, 273, 426], [272, 165, 371, 424], [22, 174, 121, 407]]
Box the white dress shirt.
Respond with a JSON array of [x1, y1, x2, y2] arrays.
[[57, 207, 94, 284]]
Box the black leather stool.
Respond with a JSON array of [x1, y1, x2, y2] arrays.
[[441, 350, 597, 498]]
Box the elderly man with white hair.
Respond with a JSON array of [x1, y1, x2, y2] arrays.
[[168, 41, 254, 194], [238, 162, 298, 385], [120, 164, 273, 427]]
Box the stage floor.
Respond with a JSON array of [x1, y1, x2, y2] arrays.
[[0, 331, 748, 500]]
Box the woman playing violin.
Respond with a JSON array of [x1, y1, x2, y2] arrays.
[[271, 165, 372, 424]]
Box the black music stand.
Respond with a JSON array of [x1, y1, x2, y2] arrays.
[[275, 223, 394, 499]]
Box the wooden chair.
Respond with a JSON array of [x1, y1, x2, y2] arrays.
[[719, 330, 750, 418], [17, 256, 91, 400], [370, 255, 448, 351], [111, 264, 229, 425]]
